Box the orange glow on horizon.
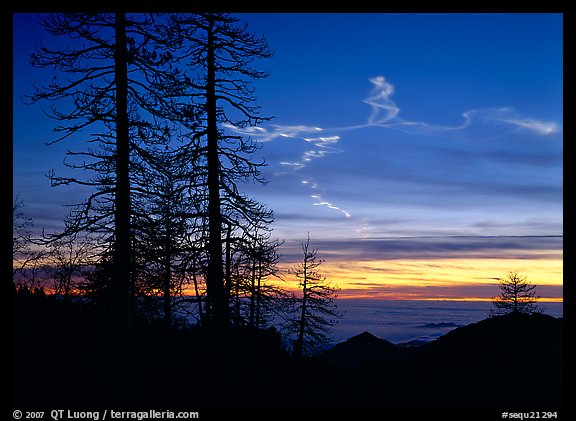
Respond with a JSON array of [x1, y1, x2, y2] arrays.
[[15, 252, 562, 302], [273, 255, 563, 301]]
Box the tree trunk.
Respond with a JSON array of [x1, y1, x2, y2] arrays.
[[249, 236, 257, 329], [63, 267, 72, 303], [234, 269, 241, 326], [513, 281, 518, 313], [113, 12, 132, 333], [163, 201, 172, 326], [205, 18, 227, 330], [294, 256, 308, 358], [111, 12, 134, 408], [255, 259, 262, 330], [224, 224, 232, 306], [192, 258, 204, 326]]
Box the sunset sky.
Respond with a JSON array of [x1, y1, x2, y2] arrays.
[[13, 13, 563, 301]]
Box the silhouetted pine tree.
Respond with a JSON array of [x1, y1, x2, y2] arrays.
[[286, 234, 342, 358], [228, 225, 285, 329], [26, 13, 177, 330], [163, 13, 274, 329], [25, 13, 282, 337], [46, 232, 100, 302], [491, 271, 541, 315], [12, 196, 36, 279], [131, 148, 193, 325], [12, 196, 50, 291]]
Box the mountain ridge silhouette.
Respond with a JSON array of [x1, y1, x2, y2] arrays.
[[13, 292, 562, 409], [314, 311, 562, 407]]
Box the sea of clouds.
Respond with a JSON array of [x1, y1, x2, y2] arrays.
[[329, 299, 563, 345]]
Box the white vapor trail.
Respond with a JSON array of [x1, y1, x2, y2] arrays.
[[359, 76, 559, 136], [364, 76, 399, 124], [276, 133, 352, 218], [222, 122, 353, 217]]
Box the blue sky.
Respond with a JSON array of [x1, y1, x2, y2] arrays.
[[13, 13, 563, 299], [235, 13, 563, 240]]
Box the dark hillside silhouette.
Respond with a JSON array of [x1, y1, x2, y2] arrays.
[[12, 291, 289, 409], [319, 331, 396, 368], [13, 291, 562, 409], [314, 311, 562, 408], [425, 311, 561, 352], [420, 312, 562, 407]]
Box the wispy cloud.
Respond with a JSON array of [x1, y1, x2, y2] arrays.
[[496, 117, 561, 135]]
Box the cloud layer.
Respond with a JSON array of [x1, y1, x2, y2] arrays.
[[278, 235, 563, 263]]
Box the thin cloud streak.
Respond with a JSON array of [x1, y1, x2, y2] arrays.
[[496, 117, 561, 135], [278, 235, 563, 263], [336, 283, 563, 300]]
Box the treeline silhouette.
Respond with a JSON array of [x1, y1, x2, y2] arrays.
[[21, 13, 276, 334], [13, 289, 562, 409], [13, 12, 340, 358]]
